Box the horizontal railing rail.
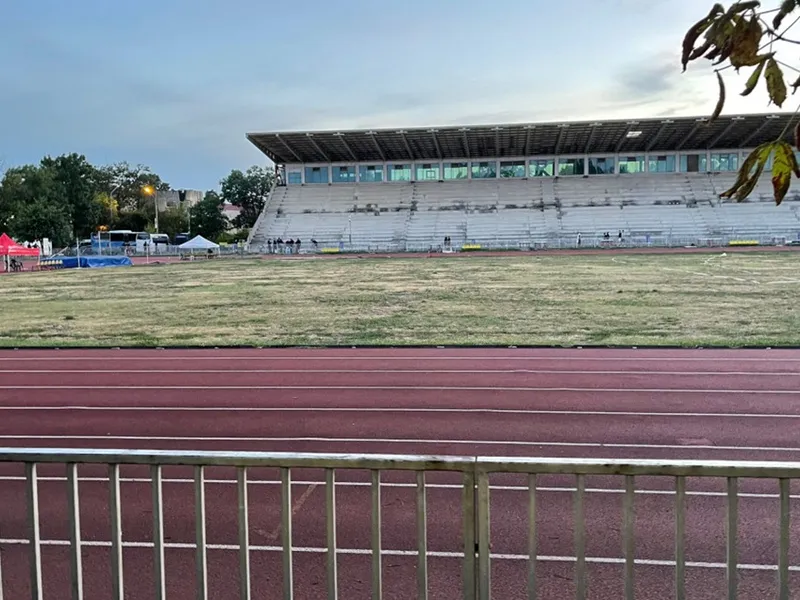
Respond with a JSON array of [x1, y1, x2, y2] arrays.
[[0, 449, 796, 600]]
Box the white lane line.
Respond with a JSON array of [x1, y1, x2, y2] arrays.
[[0, 434, 797, 453], [0, 385, 796, 394], [2, 406, 800, 420], [0, 356, 798, 362], [0, 538, 794, 572], [2, 369, 798, 376], [0, 474, 791, 500]]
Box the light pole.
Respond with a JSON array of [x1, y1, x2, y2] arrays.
[[142, 185, 158, 232]]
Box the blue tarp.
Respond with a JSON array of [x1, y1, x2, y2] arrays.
[[41, 256, 133, 269]]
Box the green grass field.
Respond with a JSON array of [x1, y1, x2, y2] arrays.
[[2, 252, 799, 347]]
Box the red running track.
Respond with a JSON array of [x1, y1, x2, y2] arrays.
[[1, 347, 800, 599]]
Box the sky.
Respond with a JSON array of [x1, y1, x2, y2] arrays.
[[0, 0, 787, 190]]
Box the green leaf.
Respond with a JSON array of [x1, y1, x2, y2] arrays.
[[682, 4, 726, 71], [771, 141, 796, 205], [774, 0, 797, 30], [741, 58, 767, 96], [765, 58, 788, 107], [720, 142, 774, 200], [710, 71, 726, 123]]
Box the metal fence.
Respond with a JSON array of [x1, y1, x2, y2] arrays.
[[0, 449, 797, 600]]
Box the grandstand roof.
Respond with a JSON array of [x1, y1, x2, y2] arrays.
[[247, 112, 793, 165]]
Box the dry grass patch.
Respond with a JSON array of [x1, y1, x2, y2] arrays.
[[1, 252, 799, 347]]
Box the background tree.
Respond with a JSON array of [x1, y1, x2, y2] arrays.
[[157, 207, 188, 241], [0, 166, 73, 245], [190, 191, 229, 241], [40, 153, 104, 237], [96, 162, 169, 213], [682, 1, 800, 203], [220, 166, 274, 229]]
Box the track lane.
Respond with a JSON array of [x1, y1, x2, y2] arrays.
[[4, 370, 800, 390], [2, 347, 800, 600]]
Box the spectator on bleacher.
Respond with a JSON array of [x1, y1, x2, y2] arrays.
[[296, 239, 301, 253], [287, 239, 294, 254], [576, 233, 582, 247], [267, 239, 272, 254], [276, 238, 283, 253]]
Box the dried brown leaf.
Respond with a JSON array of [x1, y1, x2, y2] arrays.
[[682, 4, 725, 71], [774, 0, 798, 30]]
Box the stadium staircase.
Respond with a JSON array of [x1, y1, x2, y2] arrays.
[[247, 174, 800, 252]]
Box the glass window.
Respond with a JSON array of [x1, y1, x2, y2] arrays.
[[588, 157, 615, 175], [415, 163, 440, 181], [618, 156, 645, 174], [648, 155, 676, 173], [529, 159, 554, 177], [287, 171, 302, 185], [499, 160, 526, 178], [443, 162, 468, 180], [304, 166, 329, 184], [680, 154, 707, 173], [558, 158, 584, 176], [471, 161, 497, 179], [359, 165, 384, 182], [332, 165, 356, 183], [710, 153, 739, 172], [388, 164, 412, 182]]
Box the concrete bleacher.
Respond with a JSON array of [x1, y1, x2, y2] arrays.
[[248, 174, 800, 251]]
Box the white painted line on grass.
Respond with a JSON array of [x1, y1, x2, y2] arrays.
[[0, 474, 790, 500], [2, 405, 800, 420], [0, 538, 794, 572], [0, 434, 797, 453]]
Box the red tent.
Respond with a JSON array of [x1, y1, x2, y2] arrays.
[[0, 233, 40, 257]]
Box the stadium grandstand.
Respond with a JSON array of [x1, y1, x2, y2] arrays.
[[245, 112, 800, 252]]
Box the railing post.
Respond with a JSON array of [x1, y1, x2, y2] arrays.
[[462, 469, 476, 600], [477, 467, 491, 600]]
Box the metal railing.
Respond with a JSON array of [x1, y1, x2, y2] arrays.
[[0, 449, 797, 600]]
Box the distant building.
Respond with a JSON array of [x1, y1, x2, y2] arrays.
[[222, 203, 242, 230]]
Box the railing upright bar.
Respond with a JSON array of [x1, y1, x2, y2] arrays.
[[574, 474, 586, 600], [281, 468, 294, 600], [67, 463, 84, 600], [26, 463, 43, 600], [675, 476, 686, 600], [417, 471, 429, 600], [477, 470, 491, 600], [108, 465, 124, 600], [726, 477, 739, 600], [151, 465, 166, 600], [371, 470, 382, 600], [326, 469, 338, 600], [150, 465, 167, 600], [0, 510, 3, 600], [237, 467, 251, 600], [778, 478, 790, 600], [527, 474, 537, 600], [462, 471, 476, 600], [623, 475, 635, 600], [194, 466, 208, 600]]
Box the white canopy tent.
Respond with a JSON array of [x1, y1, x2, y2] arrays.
[[178, 235, 220, 259], [178, 235, 219, 250]]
